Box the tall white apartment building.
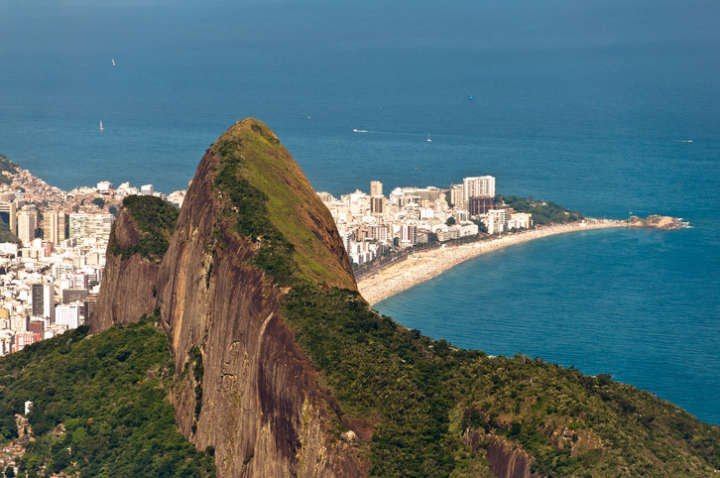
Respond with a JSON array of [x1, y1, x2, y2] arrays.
[[400, 224, 418, 245], [43, 282, 54, 319], [55, 302, 83, 329], [69, 212, 114, 241], [483, 208, 508, 235], [42, 209, 68, 244], [450, 184, 465, 209], [463, 176, 496, 202], [370, 180, 383, 197], [17, 205, 38, 245]]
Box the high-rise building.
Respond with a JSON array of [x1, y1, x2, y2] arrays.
[[400, 224, 418, 245], [69, 212, 114, 241], [369, 180, 384, 215], [463, 176, 496, 202], [43, 283, 54, 319], [468, 197, 494, 216], [42, 209, 68, 244], [450, 184, 465, 209], [483, 208, 509, 235], [58, 212, 68, 242], [31, 283, 44, 317], [17, 205, 38, 245], [55, 302, 83, 329], [370, 196, 384, 215]]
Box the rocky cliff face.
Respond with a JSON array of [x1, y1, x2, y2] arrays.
[[92, 118, 720, 478], [91, 208, 160, 332], [93, 119, 365, 477], [154, 126, 363, 477]]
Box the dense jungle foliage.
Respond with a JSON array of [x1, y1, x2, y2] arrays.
[[0, 320, 215, 477]]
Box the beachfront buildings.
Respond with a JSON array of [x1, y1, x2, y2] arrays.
[[318, 175, 533, 267], [463, 176, 495, 202]]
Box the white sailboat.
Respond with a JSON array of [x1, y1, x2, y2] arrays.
[[99, 120, 104, 132], [111, 58, 117, 67]]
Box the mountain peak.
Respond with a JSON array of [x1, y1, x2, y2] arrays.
[[207, 117, 356, 290]]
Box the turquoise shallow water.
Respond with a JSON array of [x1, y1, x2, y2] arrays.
[[1, 1, 719, 422]]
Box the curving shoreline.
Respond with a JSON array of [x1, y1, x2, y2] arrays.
[[357, 219, 630, 305]]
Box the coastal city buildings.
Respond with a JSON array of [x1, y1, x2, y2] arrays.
[[318, 175, 533, 267], [69, 212, 114, 240], [0, 158, 533, 356], [16, 205, 38, 245], [0, 158, 185, 356]]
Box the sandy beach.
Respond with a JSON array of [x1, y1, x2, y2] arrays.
[[357, 219, 628, 305]]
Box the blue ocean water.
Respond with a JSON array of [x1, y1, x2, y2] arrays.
[[1, 1, 718, 422]]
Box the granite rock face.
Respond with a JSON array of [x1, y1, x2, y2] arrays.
[[92, 119, 365, 477], [156, 133, 363, 477], [91, 208, 159, 332]]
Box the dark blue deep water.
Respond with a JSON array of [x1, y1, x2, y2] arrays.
[[1, 1, 718, 422]]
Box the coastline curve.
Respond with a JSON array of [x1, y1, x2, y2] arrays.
[[358, 220, 630, 305]]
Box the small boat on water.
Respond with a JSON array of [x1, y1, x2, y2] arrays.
[[111, 58, 117, 67], [425, 135, 432, 143], [99, 120, 104, 132], [352, 128, 369, 133]]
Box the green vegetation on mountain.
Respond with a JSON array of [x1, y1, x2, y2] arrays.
[[212, 120, 720, 476], [0, 219, 18, 244], [282, 286, 720, 476], [91, 197, 105, 209], [214, 140, 296, 284], [109, 195, 179, 262], [497, 195, 584, 225], [0, 155, 18, 186], [211, 120, 355, 290], [0, 319, 215, 477]]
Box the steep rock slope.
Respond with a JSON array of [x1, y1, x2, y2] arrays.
[[154, 120, 362, 477], [89, 118, 720, 477], [91, 195, 178, 331]]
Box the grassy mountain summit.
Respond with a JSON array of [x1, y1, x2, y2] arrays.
[[210, 119, 356, 289], [1, 119, 717, 477]]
